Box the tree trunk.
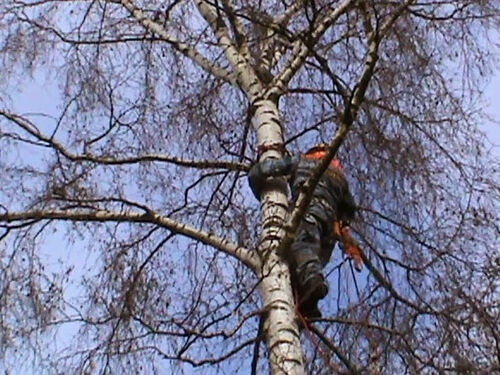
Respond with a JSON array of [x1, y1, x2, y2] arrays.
[[253, 98, 305, 375]]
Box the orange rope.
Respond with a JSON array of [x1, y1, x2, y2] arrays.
[[293, 288, 344, 374]]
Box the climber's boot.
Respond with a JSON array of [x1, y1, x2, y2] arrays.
[[296, 261, 328, 319]]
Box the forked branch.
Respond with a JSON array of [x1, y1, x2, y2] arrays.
[[118, 0, 235, 84]]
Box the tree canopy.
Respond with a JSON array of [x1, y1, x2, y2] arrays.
[[0, 1, 498, 374]]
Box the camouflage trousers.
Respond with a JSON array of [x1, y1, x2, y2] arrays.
[[288, 196, 337, 272]]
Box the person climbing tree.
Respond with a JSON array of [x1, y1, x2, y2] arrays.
[[249, 144, 363, 319]]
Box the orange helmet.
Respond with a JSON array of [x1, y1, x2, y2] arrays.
[[305, 143, 328, 155], [304, 143, 343, 171]]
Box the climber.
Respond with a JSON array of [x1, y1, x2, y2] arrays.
[[248, 144, 363, 319]]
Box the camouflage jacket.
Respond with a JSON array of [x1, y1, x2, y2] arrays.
[[248, 154, 356, 224]]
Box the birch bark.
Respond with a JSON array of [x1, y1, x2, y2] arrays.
[[252, 99, 305, 375], [193, 2, 307, 372]]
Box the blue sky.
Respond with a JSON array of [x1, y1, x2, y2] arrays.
[[2, 48, 499, 374], [484, 70, 500, 150]]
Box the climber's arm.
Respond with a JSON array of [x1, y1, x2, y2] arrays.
[[248, 155, 297, 199]]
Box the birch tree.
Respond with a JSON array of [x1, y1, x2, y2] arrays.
[[0, 1, 498, 374]]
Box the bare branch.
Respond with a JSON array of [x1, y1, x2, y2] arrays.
[[267, 0, 355, 98], [0, 111, 249, 172], [118, 0, 235, 83], [0, 209, 261, 270], [195, 0, 262, 98], [220, 0, 251, 62], [309, 324, 360, 373]]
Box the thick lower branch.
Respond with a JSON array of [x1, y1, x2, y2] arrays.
[[0, 209, 260, 271]]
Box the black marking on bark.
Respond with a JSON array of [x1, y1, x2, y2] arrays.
[[281, 327, 301, 337], [267, 339, 298, 352], [249, 80, 260, 88], [261, 109, 276, 115]]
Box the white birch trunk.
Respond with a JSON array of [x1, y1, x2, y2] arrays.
[[191, 4, 306, 370], [252, 99, 305, 375]]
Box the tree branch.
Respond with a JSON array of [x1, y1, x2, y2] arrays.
[[277, 24, 380, 256], [266, 0, 355, 98], [250, 314, 265, 375], [118, 0, 235, 84], [0, 111, 249, 172], [308, 324, 360, 373], [220, 0, 251, 62], [0, 209, 261, 271], [195, 0, 262, 99], [150, 337, 257, 367]]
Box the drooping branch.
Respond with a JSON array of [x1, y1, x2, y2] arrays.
[[353, 230, 440, 315], [317, 317, 402, 336], [0, 209, 261, 271], [118, 0, 235, 84], [150, 337, 258, 367], [0, 111, 249, 172]]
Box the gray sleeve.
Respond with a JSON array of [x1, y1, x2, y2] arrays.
[[247, 154, 296, 199], [258, 154, 294, 177]]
